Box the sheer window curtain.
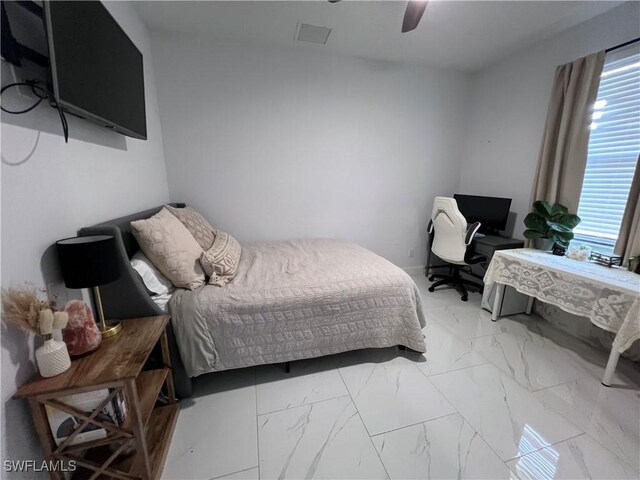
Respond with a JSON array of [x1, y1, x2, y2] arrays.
[[530, 51, 606, 213], [615, 155, 640, 264]]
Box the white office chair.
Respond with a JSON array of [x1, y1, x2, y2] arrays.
[[427, 197, 486, 301]]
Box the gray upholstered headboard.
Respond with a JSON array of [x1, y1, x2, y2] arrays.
[[78, 203, 192, 398], [78, 203, 185, 320]]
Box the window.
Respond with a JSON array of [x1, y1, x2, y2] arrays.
[[574, 44, 640, 253]]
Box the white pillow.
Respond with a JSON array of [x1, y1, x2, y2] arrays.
[[151, 292, 172, 313], [130, 251, 175, 296]]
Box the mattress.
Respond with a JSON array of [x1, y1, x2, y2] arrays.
[[169, 238, 427, 377]]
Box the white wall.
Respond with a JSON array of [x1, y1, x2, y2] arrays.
[[460, 1, 640, 239], [151, 34, 471, 269], [0, 2, 169, 473], [2, 1, 637, 470]]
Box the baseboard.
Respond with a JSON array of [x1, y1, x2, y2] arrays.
[[402, 265, 425, 276]]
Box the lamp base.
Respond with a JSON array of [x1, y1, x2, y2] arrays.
[[99, 320, 123, 338]]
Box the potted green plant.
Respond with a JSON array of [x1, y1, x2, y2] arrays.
[[523, 201, 581, 251]]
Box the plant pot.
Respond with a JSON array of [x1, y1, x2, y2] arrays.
[[533, 238, 555, 251]]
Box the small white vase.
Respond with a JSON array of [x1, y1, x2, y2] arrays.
[[36, 339, 71, 378]]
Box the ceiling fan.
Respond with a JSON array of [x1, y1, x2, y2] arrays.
[[328, 0, 428, 33]]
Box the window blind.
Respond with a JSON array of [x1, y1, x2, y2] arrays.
[[575, 45, 640, 251]]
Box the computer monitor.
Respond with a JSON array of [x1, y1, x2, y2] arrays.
[[453, 194, 512, 234]]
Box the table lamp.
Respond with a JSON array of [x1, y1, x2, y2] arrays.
[[56, 235, 123, 338]]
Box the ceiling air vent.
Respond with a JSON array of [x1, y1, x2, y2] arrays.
[[296, 23, 331, 45]]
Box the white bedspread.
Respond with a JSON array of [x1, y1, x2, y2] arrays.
[[169, 239, 427, 377]]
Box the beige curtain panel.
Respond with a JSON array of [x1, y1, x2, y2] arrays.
[[530, 51, 606, 212], [615, 155, 640, 263]]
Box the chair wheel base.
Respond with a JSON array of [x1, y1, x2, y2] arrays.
[[428, 286, 435, 292]]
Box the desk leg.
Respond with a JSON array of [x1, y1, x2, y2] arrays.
[[491, 284, 505, 322], [602, 348, 621, 387], [525, 296, 534, 315]]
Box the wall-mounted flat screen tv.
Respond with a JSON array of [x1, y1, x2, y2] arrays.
[[44, 1, 147, 140]]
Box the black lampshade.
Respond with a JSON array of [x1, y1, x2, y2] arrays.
[[56, 235, 120, 289]]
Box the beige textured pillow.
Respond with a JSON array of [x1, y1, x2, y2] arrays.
[[165, 205, 216, 250], [131, 208, 206, 290], [200, 230, 242, 287]]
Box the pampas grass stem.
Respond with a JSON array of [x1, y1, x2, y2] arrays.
[[1, 283, 58, 335]]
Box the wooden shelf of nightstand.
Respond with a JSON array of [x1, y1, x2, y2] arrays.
[[133, 368, 170, 429], [14, 315, 179, 480], [115, 404, 179, 479], [83, 403, 179, 480]]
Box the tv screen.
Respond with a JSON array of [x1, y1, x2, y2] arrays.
[[453, 194, 512, 233], [45, 1, 147, 139]]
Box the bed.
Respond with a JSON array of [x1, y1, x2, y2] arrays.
[[80, 205, 427, 396]]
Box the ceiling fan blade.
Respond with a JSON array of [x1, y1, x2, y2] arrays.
[[401, 0, 428, 33]]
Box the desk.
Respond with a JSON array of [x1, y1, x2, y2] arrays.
[[484, 249, 640, 386], [473, 235, 525, 259]]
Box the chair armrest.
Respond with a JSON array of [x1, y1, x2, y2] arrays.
[[465, 222, 481, 245], [427, 219, 434, 234]]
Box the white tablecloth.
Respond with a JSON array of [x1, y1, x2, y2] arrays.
[[484, 248, 640, 353]]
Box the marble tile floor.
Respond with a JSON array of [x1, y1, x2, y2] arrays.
[[162, 275, 640, 480]]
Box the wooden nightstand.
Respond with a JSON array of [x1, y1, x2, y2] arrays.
[[13, 315, 179, 480]]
